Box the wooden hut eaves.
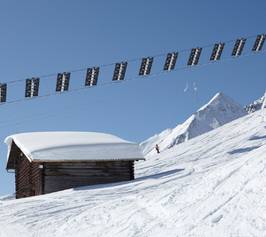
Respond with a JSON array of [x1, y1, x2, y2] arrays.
[[30, 155, 145, 163], [6, 142, 33, 171]]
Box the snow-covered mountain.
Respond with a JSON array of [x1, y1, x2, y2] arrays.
[[0, 109, 266, 237], [140, 92, 246, 156], [245, 92, 266, 113]]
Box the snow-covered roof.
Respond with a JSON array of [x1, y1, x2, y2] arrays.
[[5, 132, 144, 169]]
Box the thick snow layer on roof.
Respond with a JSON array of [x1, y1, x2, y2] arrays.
[[5, 131, 144, 162]]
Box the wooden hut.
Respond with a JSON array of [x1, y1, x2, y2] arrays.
[[5, 132, 144, 199]]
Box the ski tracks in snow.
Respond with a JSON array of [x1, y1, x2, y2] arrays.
[[0, 111, 266, 236]]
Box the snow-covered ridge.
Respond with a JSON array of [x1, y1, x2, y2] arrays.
[[245, 92, 266, 113], [140, 92, 246, 156], [0, 110, 266, 237]]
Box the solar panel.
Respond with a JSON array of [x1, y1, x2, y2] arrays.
[[187, 48, 202, 66], [85, 67, 99, 86], [112, 62, 127, 81], [232, 38, 246, 56], [25, 78, 40, 98], [163, 52, 178, 71], [252, 34, 265, 52], [210, 43, 225, 61], [139, 57, 153, 76], [56, 72, 70, 92], [0, 83, 7, 103]]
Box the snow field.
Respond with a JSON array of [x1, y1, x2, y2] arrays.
[[0, 111, 265, 236]]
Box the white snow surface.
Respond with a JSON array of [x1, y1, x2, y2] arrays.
[[1, 111, 266, 237], [245, 92, 266, 114], [140, 92, 246, 156], [5, 131, 144, 162]]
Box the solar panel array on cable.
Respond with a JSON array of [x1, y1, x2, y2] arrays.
[[139, 57, 153, 75], [232, 38, 246, 56], [164, 52, 178, 71], [25, 78, 40, 98], [0, 83, 7, 103], [56, 72, 70, 92], [187, 47, 202, 66], [252, 34, 265, 52], [210, 43, 225, 61], [85, 67, 99, 86], [112, 62, 127, 81]]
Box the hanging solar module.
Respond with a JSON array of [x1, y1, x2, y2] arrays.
[[56, 72, 70, 92], [25, 78, 40, 98], [187, 47, 202, 66], [85, 67, 99, 86], [0, 83, 7, 103], [252, 34, 266, 52], [112, 62, 127, 81], [163, 52, 178, 71], [232, 38, 246, 56], [210, 43, 225, 61], [139, 57, 153, 76]]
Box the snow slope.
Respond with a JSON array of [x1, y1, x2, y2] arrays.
[[245, 91, 266, 113], [140, 92, 246, 156], [0, 110, 266, 237]]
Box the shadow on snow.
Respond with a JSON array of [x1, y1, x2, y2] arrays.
[[228, 145, 261, 155], [73, 168, 185, 192], [249, 135, 266, 141]]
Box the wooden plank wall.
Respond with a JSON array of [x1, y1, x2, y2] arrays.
[[31, 162, 43, 196], [15, 155, 31, 198], [14, 149, 135, 198], [43, 161, 134, 194], [15, 154, 42, 199]]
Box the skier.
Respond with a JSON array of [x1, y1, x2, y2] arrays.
[[155, 144, 160, 154]]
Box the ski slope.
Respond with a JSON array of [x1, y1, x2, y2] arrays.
[[0, 111, 266, 237], [140, 92, 246, 156]]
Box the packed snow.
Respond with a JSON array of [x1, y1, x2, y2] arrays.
[[140, 92, 246, 156], [0, 109, 266, 237], [5, 132, 144, 163]]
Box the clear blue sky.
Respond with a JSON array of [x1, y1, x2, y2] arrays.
[[0, 0, 265, 195]]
